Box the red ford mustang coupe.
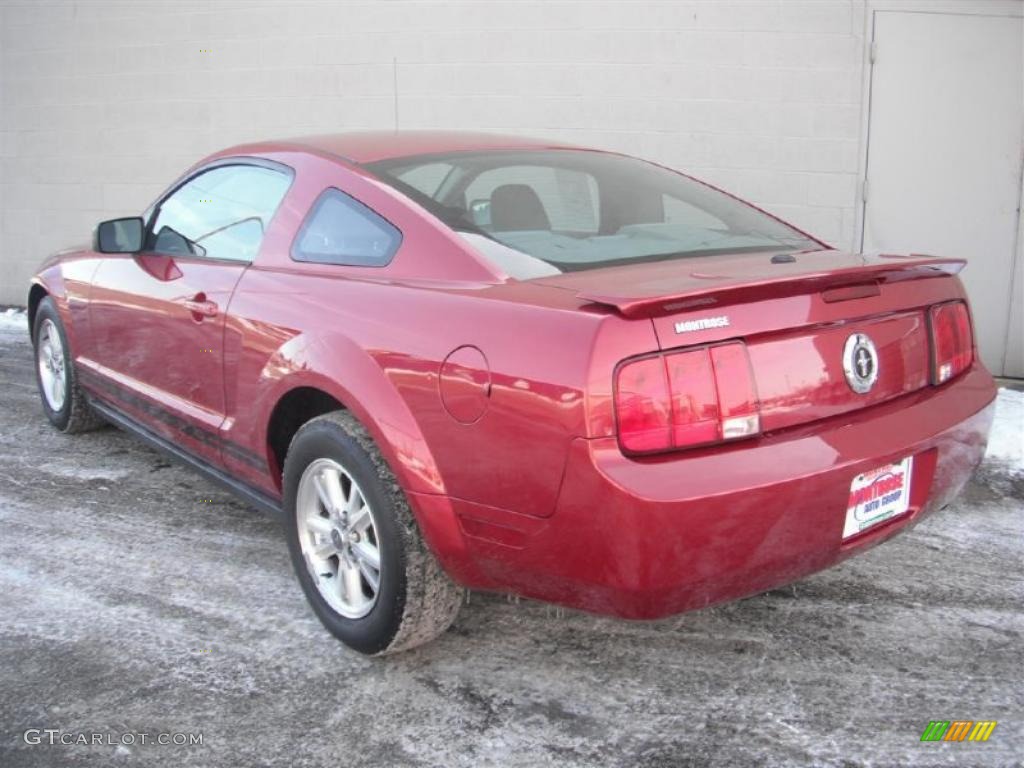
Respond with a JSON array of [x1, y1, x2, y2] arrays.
[[28, 131, 995, 654]]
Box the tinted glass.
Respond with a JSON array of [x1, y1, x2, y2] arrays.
[[291, 188, 402, 267], [464, 165, 600, 233], [146, 164, 291, 262], [395, 162, 453, 197], [367, 150, 820, 277]]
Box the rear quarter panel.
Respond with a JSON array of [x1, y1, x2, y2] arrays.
[[222, 150, 640, 517], [222, 270, 610, 517]]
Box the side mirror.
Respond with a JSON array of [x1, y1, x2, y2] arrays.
[[94, 217, 144, 253]]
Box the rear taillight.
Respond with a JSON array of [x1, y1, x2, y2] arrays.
[[929, 301, 973, 385], [709, 343, 761, 440], [614, 356, 672, 453], [615, 342, 760, 455]]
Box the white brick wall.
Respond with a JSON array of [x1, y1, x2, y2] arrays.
[[0, 0, 866, 306]]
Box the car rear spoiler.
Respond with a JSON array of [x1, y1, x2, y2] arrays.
[[575, 256, 967, 318]]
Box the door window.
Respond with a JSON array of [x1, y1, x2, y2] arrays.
[[146, 164, 291, 262]]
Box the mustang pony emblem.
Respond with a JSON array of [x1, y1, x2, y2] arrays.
[[843, 333, 879, 394]]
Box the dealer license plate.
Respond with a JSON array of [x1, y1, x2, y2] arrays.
[[843, 456, 913, 539]]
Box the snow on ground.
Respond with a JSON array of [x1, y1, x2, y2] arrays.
[[0, 308, 28, 333], [986, 387, 1024, 474], [38, 459, 132, 482]]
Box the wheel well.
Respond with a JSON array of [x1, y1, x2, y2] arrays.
[[27, 284, 48, 334], [266, 387, 345, 489]]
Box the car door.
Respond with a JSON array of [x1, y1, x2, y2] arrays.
[[86, 161, 292, 467]]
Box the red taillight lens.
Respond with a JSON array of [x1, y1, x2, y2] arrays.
[[930, 301, 973, 385], [615, 342, 760, 455], [710, 343, 761, 440], [614, 355, 672, 453], [665, 349, 719, 447]]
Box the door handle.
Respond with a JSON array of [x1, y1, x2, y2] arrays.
[[183, 294, 218, 320]]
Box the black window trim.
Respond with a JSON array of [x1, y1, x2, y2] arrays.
[[142, 156, 295, 264], [289, 186, 404, 268]]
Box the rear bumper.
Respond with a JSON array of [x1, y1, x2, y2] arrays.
[[411, 365, 996, 619]]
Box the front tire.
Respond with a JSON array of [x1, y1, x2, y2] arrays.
[[32, 297, 104, 434], [283, 411, 464, 655]]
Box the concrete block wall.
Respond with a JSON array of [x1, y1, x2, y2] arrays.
[[0, 0, 866, 306]]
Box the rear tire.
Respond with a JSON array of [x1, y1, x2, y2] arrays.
[[282, 411, 464, 655], [32, 297, 104, 434]]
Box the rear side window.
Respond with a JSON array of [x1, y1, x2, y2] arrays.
[[292, 188, 402, 267]]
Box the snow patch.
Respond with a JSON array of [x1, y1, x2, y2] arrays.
[[39, 461, 132, 482], [0, 308, 28, 333], [984, 388, 1024, 474]]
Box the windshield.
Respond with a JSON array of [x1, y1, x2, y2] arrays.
[[365, 150, 821, 277]]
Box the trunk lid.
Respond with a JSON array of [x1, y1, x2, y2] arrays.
[[537, 250, 967, 435]]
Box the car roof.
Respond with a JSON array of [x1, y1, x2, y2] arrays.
[[220, 130, 584, 164]]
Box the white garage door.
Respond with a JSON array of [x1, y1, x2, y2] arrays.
[[861, 8, 1024, 376]]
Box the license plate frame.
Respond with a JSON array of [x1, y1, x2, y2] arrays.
[[843, 456, 914, 539]]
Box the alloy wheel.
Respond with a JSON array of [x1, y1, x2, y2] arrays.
[[296, 457, 382, 619], [36, 318, 67, 412]]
